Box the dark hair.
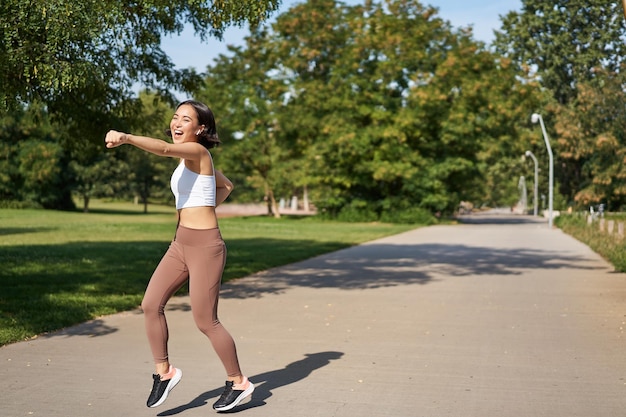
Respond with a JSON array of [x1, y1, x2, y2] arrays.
[[165, 100, 221, 149]]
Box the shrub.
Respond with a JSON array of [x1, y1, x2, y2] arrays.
[[380, 206, 437, 225], [336, 199, 378, 222], [0, 200, 42, 209]]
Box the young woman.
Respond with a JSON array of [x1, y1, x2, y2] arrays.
[[105, 100, 254, 412]]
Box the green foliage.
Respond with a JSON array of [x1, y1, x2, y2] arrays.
[[198, 35, 290, 216], [0, 0, 283, 199], [5, 0, 622, 218], [495, 0, 626, 106], [555, 214, 626, 272], [336, 199, 379, 223], [0, 200, 42, 209], [2, 0, 264, 207], [0, 0, 282, 108], [0, 92, 179, 212], [204, 0, 543, 218], [17, 140, 67, 208], [379, 206, 437, 225], [69, 153, 131, 212], [122, 93, 179, 211], [495, 0, 626, 209], [0, 102, 75, 209], [553, 68, 626, 210]]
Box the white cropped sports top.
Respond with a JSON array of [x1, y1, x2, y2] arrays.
[[170, 162, 216, 209]]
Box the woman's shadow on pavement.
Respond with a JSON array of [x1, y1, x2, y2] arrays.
[[158, 351, 344, 415]]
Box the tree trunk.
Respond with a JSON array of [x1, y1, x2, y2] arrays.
[[142, 179, 149, 214], [303, 185, 309, 212], [264, 183, 281, 218], [270, 193, 280, 218]]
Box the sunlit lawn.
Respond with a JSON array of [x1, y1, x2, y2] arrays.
[[0, 202, 417, 346]]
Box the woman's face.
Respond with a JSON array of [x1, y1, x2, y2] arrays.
[[170, 104, 204, 144]]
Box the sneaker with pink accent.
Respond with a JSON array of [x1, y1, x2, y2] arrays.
[[146, 365, 182, 408], [212, 376, 255, 412]]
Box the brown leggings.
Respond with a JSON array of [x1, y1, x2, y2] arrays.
[[141, 225, 241, 377]]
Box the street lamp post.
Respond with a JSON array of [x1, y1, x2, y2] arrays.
[[525, 150, 538, 216], [531, 113, 554, 228]]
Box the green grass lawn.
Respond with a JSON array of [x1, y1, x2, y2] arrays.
[[0, 202, 417, 346]]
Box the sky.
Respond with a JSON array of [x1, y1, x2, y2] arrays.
[[161, 0, 523, 74]]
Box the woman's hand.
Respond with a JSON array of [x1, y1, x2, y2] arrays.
[[105, 130, 128, 148]]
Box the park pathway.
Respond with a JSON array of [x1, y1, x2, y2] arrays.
[[2, 213, 625, 417]]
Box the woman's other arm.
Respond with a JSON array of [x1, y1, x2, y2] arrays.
[[214, 170, 234, 206]]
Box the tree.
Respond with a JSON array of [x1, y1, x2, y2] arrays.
[[275, 0, 542, 214], [69, 92, 179, 213], [199, 27, 291, 217], [125, 92, 178, 213], [69, 153, 130, 212], [0, 0, 284, 210], [0, 101, 74, 208], [495, 0, 626, 207], [0, 107, 26, 204], [203, 0, 544, 218], [1, 0, 281, 109], [495, 0, 626, 106], [553, 66, 626, 210], [17, 140, 72, 209], [269, 0, 363, 216], [0, 0, 284, 185]]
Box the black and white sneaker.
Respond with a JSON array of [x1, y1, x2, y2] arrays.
[[212, 377, 255, 412], [146, 366, 182, 408]]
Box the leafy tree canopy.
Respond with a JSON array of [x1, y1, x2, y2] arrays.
[[495, 0, 626, 105], [495, 0, 626, 209], [202, 0, 544, 217], [0, 0, 281, 109]]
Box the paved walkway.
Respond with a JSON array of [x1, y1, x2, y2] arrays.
[[3, 213, 626, 417]]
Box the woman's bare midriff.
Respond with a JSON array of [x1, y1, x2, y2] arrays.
[[177, 206, 219, 229]]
